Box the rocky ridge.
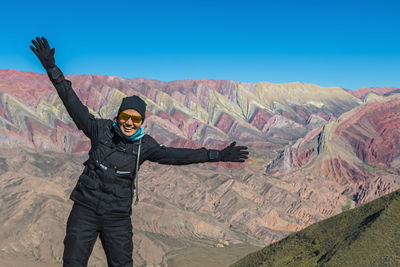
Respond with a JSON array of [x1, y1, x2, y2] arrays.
[[0, 69, 361, 153], [0, 69, 398, 266], [266, 96, 400, 204]]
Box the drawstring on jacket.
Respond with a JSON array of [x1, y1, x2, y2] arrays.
[[134, 138, 141, 205], [112, 121, 144, 205]]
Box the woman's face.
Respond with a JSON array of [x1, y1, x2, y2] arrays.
[[118, 109, 143, 136]]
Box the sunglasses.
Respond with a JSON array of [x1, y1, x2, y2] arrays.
[[119, 112, 142, 123]]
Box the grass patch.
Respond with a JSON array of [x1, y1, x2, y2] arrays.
[[231, 189, 400, 267]]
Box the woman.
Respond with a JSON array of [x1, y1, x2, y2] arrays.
[[30, 36, 249, 267]]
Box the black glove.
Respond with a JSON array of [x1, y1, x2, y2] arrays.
[[30, 36, 55, 70], [208, 142, 249, 162]]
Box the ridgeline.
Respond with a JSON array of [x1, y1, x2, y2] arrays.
[[232, 189, 400, 267]]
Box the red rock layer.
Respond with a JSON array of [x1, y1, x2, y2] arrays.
[[350, 86, 400, 99], [266, 97, 400, 200], [335, 98, 400, 167]]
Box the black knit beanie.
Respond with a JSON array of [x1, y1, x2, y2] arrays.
[[117, 95, 147, 121]]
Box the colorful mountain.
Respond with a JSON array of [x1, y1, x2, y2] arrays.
[[0, 69, 361, 154], [0, 69, 398, 266], [350, 86, 400, 100], [265, 96, 400, 204]]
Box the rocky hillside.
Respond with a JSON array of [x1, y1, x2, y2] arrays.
[[265, 95, 400, 204], [0, 69, 398, 266], [232, 189, 400, 267], [350, 86, 400, 100], [0, 69, 361, 154]]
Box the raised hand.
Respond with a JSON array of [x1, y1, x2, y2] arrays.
[[220, 141, 249, 162], [30, 36, 55, 70]]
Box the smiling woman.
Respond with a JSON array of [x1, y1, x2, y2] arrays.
[[30, 36, 249, 267], [118, 109, 143, 136]]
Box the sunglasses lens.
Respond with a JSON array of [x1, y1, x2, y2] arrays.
[[131, 116, 142, 123], [119, 113, 130, 121], [119, 112, 142, 123]]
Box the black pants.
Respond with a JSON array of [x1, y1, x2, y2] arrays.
[[63, 204, 133, 267]]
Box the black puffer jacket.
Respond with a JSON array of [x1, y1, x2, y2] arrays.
[[47, 67, 217, 215]]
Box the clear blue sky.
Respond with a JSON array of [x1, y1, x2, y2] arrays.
[[1, 0, 399, 90]]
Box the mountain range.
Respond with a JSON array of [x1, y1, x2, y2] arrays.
[[0, 69, 399, 266]]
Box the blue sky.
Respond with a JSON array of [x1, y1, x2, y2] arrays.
[[1, 0, 399, 89]]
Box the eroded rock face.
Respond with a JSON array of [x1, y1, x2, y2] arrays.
[[265, 97, 400, 204], [265, 127, 322, 175], [350, 86, 400, 100], [0, 147, 356, 266], [1, 69, 398, 266], [0, 70, 360, 153], [335, 98, 400, 168]]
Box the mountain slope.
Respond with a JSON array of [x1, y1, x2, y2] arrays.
[[350, 86, 400, 100], [0, 69, 361, 153], [232, 189, 400, 267], [1, 69, 398, 266], [266, 96, 400, 204]]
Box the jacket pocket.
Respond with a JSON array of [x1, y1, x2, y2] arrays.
[[113, 187, 132, 198], [79, 174, 98, 190]]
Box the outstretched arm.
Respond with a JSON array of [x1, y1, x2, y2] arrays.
[[30, 36, 98, 139], [143, 135, 249, 165]]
